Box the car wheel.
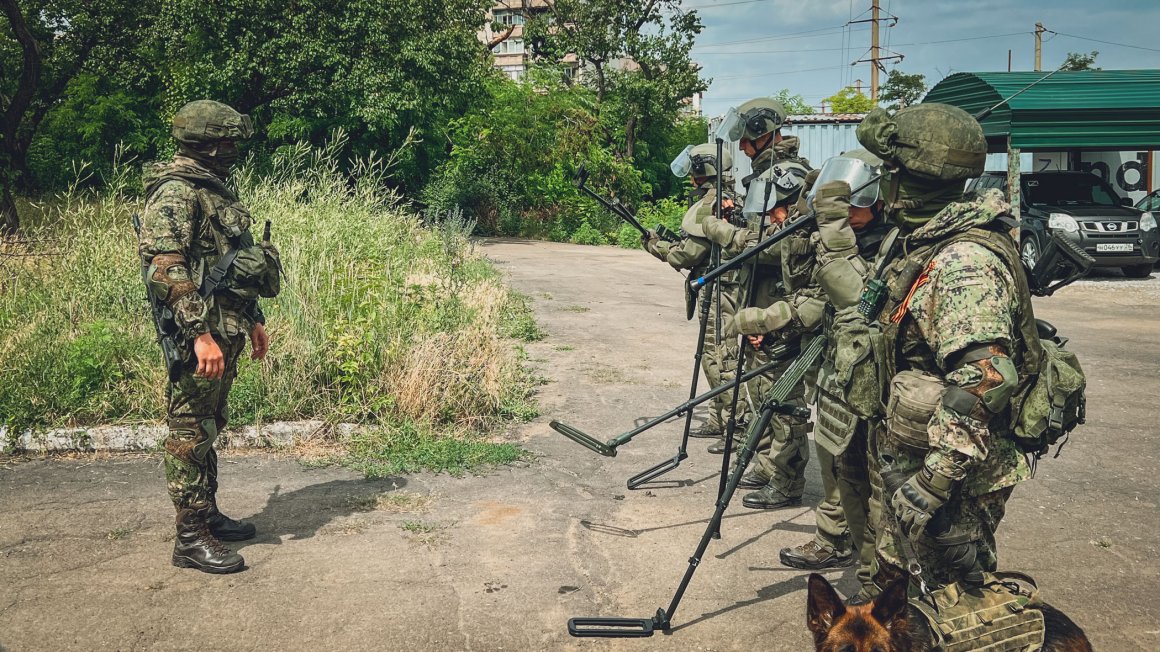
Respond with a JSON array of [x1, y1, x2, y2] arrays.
[[1122, 263, 1154, 278], [1020, 235, 1040, 270]]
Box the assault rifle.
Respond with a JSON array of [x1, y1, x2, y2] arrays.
[[576, 164, 679, 243], [1025, 230, 1094, 297], [131, 214, 184, 383]]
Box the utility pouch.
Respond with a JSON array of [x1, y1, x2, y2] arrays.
[[1014, 338, 1086, 455], [222, 222, 282, 300], [885, 370, 947, 451], [911, 572, 1046, 652], [831, 305, 880, 419]]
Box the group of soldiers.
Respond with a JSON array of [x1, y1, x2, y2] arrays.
[[643, 96, 1042, 606]]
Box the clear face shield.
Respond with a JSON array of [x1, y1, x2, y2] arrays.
[[806, 156, 880, 211], [670, 145, 694, 177], [742, 166, 805, 221], [715, 107, 744, 142]]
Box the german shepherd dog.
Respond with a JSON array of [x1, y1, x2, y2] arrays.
[[806, 573, 1093, 652]]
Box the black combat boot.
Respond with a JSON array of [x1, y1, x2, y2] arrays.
[[779, 540, 855, 570], [205, 448, 256, 541], [689, 421, 723, 439], [172, 507, 245, 574], [737, 470, 769, 489], [206, 503, 257, 542], [741, 485, 801, 510]]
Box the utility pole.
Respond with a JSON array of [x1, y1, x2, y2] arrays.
[[870, 0, 880, 99], [850, 1, 901, 101], [1034, 22, 1045, 71]]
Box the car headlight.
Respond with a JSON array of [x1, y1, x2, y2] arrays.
[[1048, 212, 1079, 233], [1142, 212, 1157, 231]]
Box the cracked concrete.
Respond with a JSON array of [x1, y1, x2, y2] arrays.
[[0, 240, 1157, 650]]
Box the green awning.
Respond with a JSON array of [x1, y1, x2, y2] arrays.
[[922, 70, 1160, 150]]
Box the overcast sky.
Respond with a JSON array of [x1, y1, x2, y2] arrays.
[[684, 0, 1160, 117]]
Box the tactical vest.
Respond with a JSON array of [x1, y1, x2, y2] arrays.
[[145, 171, 281, 336], [876, 220, 1040, 436]]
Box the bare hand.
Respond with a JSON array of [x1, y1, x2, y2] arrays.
[[250, 323, 269, 361], [747, 335, 764, 349], [194, 333, 225, 380]]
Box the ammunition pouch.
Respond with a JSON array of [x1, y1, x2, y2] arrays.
[[831, 305, 881, 419], [885, 370, 947, 451], [224, 240, 282, 300], [910, 572, 1046, 652]]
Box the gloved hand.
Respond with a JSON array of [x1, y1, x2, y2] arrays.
[[890, 468, 952, 545], [641, 229, 656, 249], [732, 302, 793, 337], [813, 180, 857, 253]]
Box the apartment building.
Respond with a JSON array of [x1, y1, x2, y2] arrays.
[[479, 1, 550, 81]]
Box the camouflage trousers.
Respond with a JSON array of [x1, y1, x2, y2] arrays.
[[745, 340, 812, 497], [163, 334, 247, 511], [702, 280, 746, 431], [874, 423, 1015, 589], [836, 421, 882, 588]]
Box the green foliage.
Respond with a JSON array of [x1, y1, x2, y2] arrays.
[[0, 141, 540, 453], [880, 71, 928, 110], [823, 87, 877, 114], [1061, 51, 1100, 71], [773, 89, 815, 115], [617, 196, 687, 248], [569, 219, 607, 246], [338, 421, 529, 478]]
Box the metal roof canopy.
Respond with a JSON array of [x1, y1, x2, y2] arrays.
[[923, 70, 1160, 151]]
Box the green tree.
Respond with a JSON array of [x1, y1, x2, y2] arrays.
[[154, 0, 494, 190], [879, 71, 927, 110], [822, 86, 876, 114], [1061, 50, 1100, 71], [525, 0, 707, 161], [773, 89, 814, 115], [0, 0, 154, 233]]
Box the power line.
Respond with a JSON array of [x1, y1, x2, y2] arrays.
[[695, 31, 1027, 56], [714, 64, 849, 81], [683, 0, 777, 9], [1046, 30, 1160, 53], [694, 24, 865, 48]]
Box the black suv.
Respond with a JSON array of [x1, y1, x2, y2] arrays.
[[967, 171, 1160, 277]]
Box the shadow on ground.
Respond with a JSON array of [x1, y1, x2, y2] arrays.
[[233, 476, 407, 550]]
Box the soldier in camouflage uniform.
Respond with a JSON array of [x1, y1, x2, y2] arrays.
[[138, 100, 280, 574], [644, 143, 737, 439], [735, 149, 892, 579], [698, 97, 817, 511], [849, 103, 1035, 592]]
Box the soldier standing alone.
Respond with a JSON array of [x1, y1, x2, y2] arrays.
[[138, 100, 281, 574]]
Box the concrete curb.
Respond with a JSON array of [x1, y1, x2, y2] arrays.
[[1, 421, 368, 453]]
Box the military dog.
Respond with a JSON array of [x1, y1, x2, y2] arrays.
[[806, 573, 1092, 652]]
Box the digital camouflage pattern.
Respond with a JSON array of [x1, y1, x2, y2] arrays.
[[873, 189, 1033, 587], [140, 151, 265, 512]]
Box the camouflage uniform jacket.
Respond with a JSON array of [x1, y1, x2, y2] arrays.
[[879, 189, 1032, 496], [138, 156, 264, 342]]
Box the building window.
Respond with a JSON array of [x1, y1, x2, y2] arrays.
[[496, 38, 525, 55], [494, 9, 525, 26]]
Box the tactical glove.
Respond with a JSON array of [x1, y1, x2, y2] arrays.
[[733, 302, 793, 337], [813, 180, 857, 253], [890, 467, 953, 545]]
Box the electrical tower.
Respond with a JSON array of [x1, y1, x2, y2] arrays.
[[850, 0, 903, 101]]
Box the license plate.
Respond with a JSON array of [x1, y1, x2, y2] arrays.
[[1096, 243, 1133, 253]]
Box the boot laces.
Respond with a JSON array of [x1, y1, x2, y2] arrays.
[[195, 519, 232, 556]]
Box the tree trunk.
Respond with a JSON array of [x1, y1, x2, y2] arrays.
[[0, 183, 18, 235], [624, 116, 636, 160]]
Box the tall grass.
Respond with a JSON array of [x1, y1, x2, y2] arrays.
[[0, 139, 540, 460]]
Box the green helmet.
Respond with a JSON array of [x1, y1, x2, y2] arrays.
[[671, 143, 733, 178], [856, 103, 985, 183], [172, 100, 254, 144], [856, 103, 986, 228], [716, 97, 788, 143], [741, 159, 809, 220]]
